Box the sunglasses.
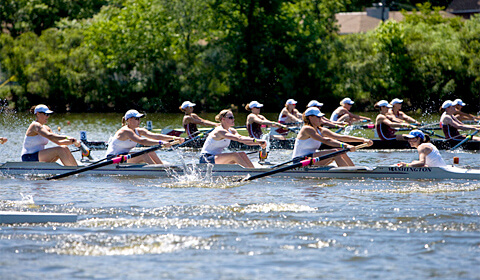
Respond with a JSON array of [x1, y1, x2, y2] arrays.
[[133, 117, 141, 121], [225, 116, 235, 120]]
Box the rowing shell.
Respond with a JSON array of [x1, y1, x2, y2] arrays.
[[1, 162, 479, 180], [82, 138, 480, 151]]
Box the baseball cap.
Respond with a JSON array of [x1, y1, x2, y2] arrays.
[[452, 99, 466, 106], [286, 99, 297, 105], [180, 101, 196, 109], [340, 98, 354, 105], [34, 104, 54, 114], [304, 107, 325, 118], [307, 100, 323, 108], [441, 100, 453, 109], [124, 109, 144, 120], [391, 98, 403, 105], [403, 129, 425, 140], [248, 101, 264, 108], [375, 100, 393, 108]]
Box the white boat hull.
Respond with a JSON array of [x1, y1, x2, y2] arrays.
[[1, 162, 480, 180]]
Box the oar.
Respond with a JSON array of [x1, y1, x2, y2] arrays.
[[450, 130, 479, 151], [268, 153, 314, 169], [238, 143, 369, 182], [335, 124, 348, 133], [418, 128, 445, 139]]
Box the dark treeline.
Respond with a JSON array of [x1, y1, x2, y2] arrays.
[[1, 0, 479, 114]]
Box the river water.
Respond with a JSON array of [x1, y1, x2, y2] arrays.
[[1, 111, 479, 279]]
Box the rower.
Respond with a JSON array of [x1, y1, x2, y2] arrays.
[[0, 137, 6, 144], [276, 99, 302, 134], [246, 101, 285, 140], [452, 99, 480, 122], [330, 98, 371, 125], [105, 109, 184, 164], [306, 100, 347, 128], [388, 98, 420, 125], [180, 101, 219, 139], [292, 107, 373, 167], [199, 109, 267, 168], [375, 100, 415, 141], [397, 130, 446, 167], [21, 104, 81, 166], [440, 100, 480, 141]]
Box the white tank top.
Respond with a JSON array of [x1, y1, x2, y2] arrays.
[[423, 143, 446, 167], [330, 111, 340, 121], [21, 133, 49, 155], [292, 128, 323, 158], [105, 128, 140, 156], [200, 129, 232, 155], [278, 110, 288, 123]]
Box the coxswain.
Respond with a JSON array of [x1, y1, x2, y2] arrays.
[[397, 130, 446, 167]]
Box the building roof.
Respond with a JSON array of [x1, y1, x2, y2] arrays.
[[335, 10, 456, 35], [335, 11, 405, 35], [447, 0, 480, 13]]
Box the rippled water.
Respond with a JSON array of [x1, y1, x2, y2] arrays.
[[1, 111, 479, 279]]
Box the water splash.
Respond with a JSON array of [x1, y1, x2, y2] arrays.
[[1, 193, 38, 209], [161, 161, 238, 188]]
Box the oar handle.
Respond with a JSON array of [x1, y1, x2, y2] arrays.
[[79, 142, 94, 160]]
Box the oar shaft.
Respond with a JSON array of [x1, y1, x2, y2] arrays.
[[450, 130, 479, 150], [241, 143, 369, 182]]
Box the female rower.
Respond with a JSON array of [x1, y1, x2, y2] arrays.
[[330, 98, 371, 124], [388, 98, 420, 125], [246, 101, 285, 139], [199, 109, 267, 168], [276, 99, 302, 136], [180, 101, 219, 138], [292, 107, 373, 167], [452, 99, 480, 122], [105, 109, 184, 164], [278, 99, 302, 124], [306, 100, 347, 128], [375, 100, 415, 141], [0, 137, 6, 144], [440, 100, 480, 141], [21, 104, 80, 166], [397, 130, 446, 167]]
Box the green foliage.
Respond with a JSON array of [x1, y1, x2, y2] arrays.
[[0, 0, 107, 37], [0, 0, 479, 114]]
